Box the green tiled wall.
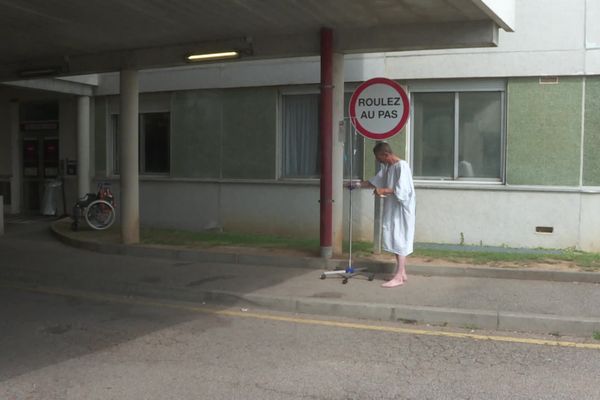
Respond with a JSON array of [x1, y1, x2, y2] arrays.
[[171, 87, 277, 179], [171, 90, 222, 178], [221, 87, 277, 179], [506, 77, 583, 186], [95, 77, 600, 188], [583, 77, 600, 186]]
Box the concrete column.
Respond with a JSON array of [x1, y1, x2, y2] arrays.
[[120, 69, 140, 244], [331, 52, 345, 256], [9, 100, 20, 214], [77, 96, 91, 197], [0, 196, 4, 234]]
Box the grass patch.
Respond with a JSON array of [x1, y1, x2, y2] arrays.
[[412, 248, 600, 271], [593, 331, 600, 341], [141, 228, 319, 252], [139, 227, 600, 270], [414, 248, 549, 265]]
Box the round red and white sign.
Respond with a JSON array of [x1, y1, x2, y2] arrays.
[[349, 77, 410, 140]]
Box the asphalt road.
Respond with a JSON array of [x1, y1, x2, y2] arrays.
[[1, 286, 599, 400]]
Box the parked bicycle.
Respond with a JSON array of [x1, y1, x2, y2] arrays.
[[71, 182, 116, 231]]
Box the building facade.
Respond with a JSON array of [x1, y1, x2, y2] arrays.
[[1, 0, 599, 251]]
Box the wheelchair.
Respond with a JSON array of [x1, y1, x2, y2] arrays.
[[71, 183, 116, 231]]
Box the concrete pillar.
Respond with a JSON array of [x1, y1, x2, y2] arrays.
[[77, 96, 91, 197], [120, 69, 140, 244], [0, 196, 4, 235], [331, 52, 345, 256], [320, 27, 346, 258], [9, 100, 20, 214]]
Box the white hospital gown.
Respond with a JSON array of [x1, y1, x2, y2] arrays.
[[368, 160, 416, 256]]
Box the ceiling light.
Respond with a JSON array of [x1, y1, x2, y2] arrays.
[[186, 51, 239, 62], [17, 66, 62, 78]]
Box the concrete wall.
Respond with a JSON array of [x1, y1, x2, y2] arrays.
[[101, 176, 600, 251], [99, 179, 375, 241], [414, 187, 600, 251], [579, 192, 600, 251], [386, 0, 598, 78]]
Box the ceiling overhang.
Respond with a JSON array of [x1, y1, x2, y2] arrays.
[[0, 0, 514, 82]]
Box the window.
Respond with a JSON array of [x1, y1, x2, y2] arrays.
[[343, 92, 363, 180], [281, 94, 320, 178], [141, 113, 170, 174], [411, 90, 504, 181], [112, 112, 170, 175], [343, 121, 363, 180], [281, 91, 363, 179]]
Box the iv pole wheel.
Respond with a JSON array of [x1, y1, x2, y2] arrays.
[[320, 273, 326, 280], [368, 274, 375, 281], [342, 278, 348, 284]]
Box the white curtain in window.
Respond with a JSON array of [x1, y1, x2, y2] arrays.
[[282, 94, 320, 178]]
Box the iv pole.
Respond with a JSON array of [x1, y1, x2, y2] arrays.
[[320, 119, 374, 284]]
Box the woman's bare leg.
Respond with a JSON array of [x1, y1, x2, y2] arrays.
[[400, 255, 408, 281], [382, 254, 406, 288]]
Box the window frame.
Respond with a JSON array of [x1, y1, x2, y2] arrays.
[[110, 111, 171, 176], [408, 79, 507, 184]]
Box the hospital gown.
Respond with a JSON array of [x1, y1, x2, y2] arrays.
[[368, 160, 416, 256]]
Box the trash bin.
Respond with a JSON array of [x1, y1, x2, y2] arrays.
[[41, 179, 62, 216]]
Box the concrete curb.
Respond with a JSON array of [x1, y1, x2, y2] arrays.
[[403, 264, 600, 283], [3, 269, 600, 337], [51, 222, 600, 284]]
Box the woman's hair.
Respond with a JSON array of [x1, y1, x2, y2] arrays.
[[373, 141, 393, 155]]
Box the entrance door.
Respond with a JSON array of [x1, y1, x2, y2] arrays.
[[22, 135, 59, 213]]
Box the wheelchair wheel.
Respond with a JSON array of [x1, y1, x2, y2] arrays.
[[85, 200, 116, 230]]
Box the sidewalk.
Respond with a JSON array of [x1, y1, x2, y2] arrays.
[[2, 218, 600, 338]]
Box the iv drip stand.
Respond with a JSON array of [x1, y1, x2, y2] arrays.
[[320, 120, 374, 284]]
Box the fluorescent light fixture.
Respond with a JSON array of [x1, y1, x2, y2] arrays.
[[186, 51, 239, 62], [18, 66, 62, 78]]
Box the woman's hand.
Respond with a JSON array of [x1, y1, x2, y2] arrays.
[[374, 188, 391, 197], [346, 181, 362, 190]]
